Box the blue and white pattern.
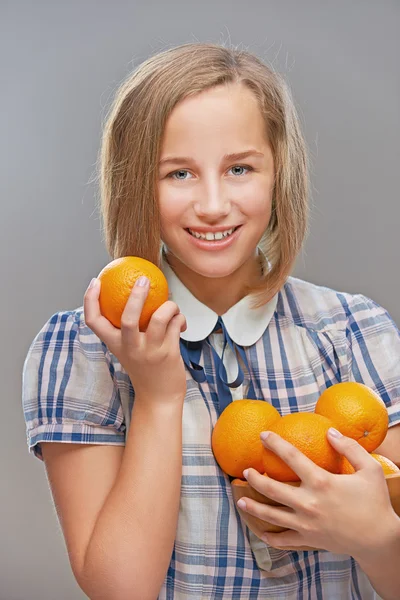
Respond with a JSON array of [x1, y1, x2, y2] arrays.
[[22, 253, 400, 599]]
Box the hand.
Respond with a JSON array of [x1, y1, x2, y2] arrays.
[[84, 276, 188, 404], [238, 428, 398, 561]]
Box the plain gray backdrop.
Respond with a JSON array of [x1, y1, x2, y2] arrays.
[[2, 0, 399, 598]]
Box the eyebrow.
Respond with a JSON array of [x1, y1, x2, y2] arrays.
[[159, 149, 265, 167]]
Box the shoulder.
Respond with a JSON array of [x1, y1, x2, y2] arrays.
[[276, 275, 390, 334], [22, 307, 127, 461], [26, 306, 106, 356], [23, 305, 116, 387]]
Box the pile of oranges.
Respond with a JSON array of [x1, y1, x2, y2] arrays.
[[211, 382, 399, 481]]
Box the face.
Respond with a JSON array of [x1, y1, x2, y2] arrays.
[[158, 83, 275, 284]]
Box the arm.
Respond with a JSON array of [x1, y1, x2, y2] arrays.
[[359, 422, 400, 598], [83, 396, 183, 599], [355, 514, 400, 600], [42, 395, 183, 600], [375, 423, 400, 467], [42, 274, 188, 600], [238, 430, 400, 599]]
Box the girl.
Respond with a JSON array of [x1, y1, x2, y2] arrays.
[[22, 43, 400, 599]]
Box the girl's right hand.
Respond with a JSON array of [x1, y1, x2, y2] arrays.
[[83, 276, 188, 405]]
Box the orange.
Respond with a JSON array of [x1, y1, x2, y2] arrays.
[[211, 399, 281, 479], [261, 412, 341, 482], [97, 256, 169, 331], [314, 382, 389, 452], [340, 453, 400, 475]]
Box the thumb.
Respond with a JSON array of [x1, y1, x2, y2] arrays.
[[327, 427, 372, 472]]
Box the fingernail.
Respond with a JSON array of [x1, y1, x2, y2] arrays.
[[328, 427, 343, 438], [237, 499, 246, 510], [135, 276, 149, 287], [88, 278, 98, 289], [260, 431, 270, 441], [243, 469, 249, 479]]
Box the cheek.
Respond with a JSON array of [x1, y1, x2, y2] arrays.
[[159, 189, 186, 225], [159, 192, 190, 243], [242, 184, 273, 220], [238, 174, 273, 208]]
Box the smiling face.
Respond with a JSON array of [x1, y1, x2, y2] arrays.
[[158, 83, 275, 303]]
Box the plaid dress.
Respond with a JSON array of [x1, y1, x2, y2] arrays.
[[22, 263, 400, 600]]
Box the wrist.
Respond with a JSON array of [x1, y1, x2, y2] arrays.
[[355, 510, 400, 568], [133, 393, 185, 415]]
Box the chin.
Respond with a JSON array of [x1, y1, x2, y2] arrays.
[[192, 266, 236, 279], [179, 254, 244, 278]]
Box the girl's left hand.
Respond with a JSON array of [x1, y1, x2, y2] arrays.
[[238, 427, 398, 562]]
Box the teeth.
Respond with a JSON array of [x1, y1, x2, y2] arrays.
[[188, 228, 236, 240]]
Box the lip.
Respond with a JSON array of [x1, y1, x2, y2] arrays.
[[185, 225, 243, 251]]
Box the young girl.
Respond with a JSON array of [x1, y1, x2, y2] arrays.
[[22, 43, 400, 600]]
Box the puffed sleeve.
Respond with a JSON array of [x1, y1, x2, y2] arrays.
[[22, 308, 126, 461], [346, 293, 400, 427]]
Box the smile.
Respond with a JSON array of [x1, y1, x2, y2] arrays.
[[186, 226, 240, 241]]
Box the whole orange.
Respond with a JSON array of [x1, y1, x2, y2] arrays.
[[97, 256, 169, 331], [314, 382, 389, 452], [211, 399, 281, 479], [261, 412, 341, 482], [340, 453, 400, 475]]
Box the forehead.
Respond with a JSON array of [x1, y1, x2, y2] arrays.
[[161, 84, 268, 152]]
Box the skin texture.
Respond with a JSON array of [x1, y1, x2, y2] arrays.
[[158, 82, 275, 315]]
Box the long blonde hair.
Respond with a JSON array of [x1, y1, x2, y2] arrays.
[[98, 42, 310, 308]]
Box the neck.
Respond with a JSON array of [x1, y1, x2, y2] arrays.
[[163, 248, 263, 315]]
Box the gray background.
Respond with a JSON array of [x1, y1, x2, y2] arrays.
[[2, 0, 399, 598]]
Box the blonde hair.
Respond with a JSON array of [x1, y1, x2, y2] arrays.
[[99, 42, 310, 308]]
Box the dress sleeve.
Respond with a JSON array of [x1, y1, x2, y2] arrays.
[[346, 293, 400, 428], [22, 309, 126, 461]]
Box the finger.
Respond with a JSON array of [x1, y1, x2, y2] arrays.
[[180, 314, 188, 333], [261, 431, 326, 482], [83, 278, 120, 351], [145, 301, 181, 344], [120, 277, 150, 342], [262, 529, 305, 550], [243, 468, 302, 510], [237, 497, 298, 531], [165, 313, 187, 345], [326, 427, 379, 472]]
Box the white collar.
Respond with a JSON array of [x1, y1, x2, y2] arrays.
[[160, 248, 278, 346]]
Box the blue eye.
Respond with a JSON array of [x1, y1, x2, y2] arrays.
[[230, 165, 252, 176], [168, 165, 253, 180], [170, 170, 192, 180]]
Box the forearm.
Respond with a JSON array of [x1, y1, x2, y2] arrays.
[[356, 514, 400, 600], [80, 397, 184, 600]]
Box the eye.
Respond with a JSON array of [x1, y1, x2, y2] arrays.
[[168, 170, 193, 181], [229, 165, 253, 176], [167, 165, 254, 180]]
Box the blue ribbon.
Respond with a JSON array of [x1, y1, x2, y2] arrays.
[[179, 316, 256, 414]]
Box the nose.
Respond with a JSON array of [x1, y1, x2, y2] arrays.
[[193, 178, 231, 221]]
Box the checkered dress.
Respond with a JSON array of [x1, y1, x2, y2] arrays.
[[22, 275, 400, 599]]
